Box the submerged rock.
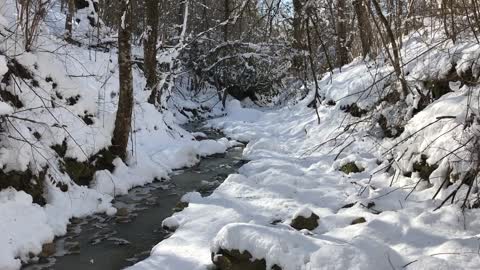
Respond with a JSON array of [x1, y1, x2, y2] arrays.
[[115, 207, 129, 217]]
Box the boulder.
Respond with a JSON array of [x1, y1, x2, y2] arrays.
[[350, 217, 367, 225], [40, 243, 56, 257], [212, 249, 282, 270], [290, 208, 319, 231], [173, 201, 189, 212]]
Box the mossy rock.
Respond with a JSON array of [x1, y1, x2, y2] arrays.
[[173, 201, 189, 212], [378, 114, 404, 138], [290, 212, 319, 231], [412, 155, 438, 181], [0, 168, 47, 205], [340, 162, 364, 175], [60, 148, 115, 186], [381, 89, 401, 104], [350, 217, 367, 225], [40, 242, 56, 258], [424, 80, 452, 100], [342, 103, 368, 117], [51, 139, 68, 158], [212, 249, 282, 270]]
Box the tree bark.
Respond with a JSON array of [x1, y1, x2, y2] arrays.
[[353, 0, 373, 58], [292, 0, 304, 50], [335, 0, 349, 67], [64, 0, 75, 40], [224, 0, 230, 42], [111, 0, 134, 161], [292, 0, 304, 71], [370, 0, 408, 97], [144, 0, 159, 103]]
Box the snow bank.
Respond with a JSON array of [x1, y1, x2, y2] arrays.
[[0, 1, 234, 268], [132, 29, 480, 270], [212, 223, 404, 270], [0, 189, 53, 270]]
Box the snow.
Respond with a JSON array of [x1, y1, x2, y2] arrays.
[[212, 223, 404, 270], [0, 188, 53, 270], [130, 31, 480, 270], [0, 1, 235, 267], [293, 207, 314, 219], [3, 1, 480, 269], [0, 102, 13, 115], [0, 55, 7, 76]]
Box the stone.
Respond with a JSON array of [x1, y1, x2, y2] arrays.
[[339, 162, 364, 174], [212, 249, 281, 270], [290, 212, 319, 231], [350, 217, 367, 225], [116, 207, 129, 217], [40, 243, 56, 257], [173, 201, 189, 212]]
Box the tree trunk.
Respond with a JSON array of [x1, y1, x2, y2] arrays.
[[292, 0, 304, 70], [224, 0, 230, 42], [353, 0, 373, 58], [64, 0, 75, 40], [111, 0, 134, 161], [144, 0, 159, 103], [335, 0, 349, 67], [370, 0, 408, 97]]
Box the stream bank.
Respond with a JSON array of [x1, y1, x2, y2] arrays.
[[22, 124, 245, 270]]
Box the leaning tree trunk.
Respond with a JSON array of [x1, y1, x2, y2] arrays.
[[370, 0, 408, 97], [144, 0, 159, 104], [111, 0, 134, 161], [335, 0, 349, 67]]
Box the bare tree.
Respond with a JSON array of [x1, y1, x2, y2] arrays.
[[144, 0, 159, 103], [111, 0, 134, 160], [335, 0, 349, 67], [64, 0, 75, 40], [353, 0, 373, 58], [370, 0, 408, 97]]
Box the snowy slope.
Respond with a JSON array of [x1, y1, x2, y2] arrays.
[[131, 29, 480, 270], [0, 1, 236, 268]]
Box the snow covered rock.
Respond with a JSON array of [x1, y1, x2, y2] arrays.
[[211, 223, 404, 270], [212, 248, 279, 270], [162, 216, 180, 232], [290, 207, 319, 231]]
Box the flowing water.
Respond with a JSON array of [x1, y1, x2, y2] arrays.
[[23, 124, 245, 270]]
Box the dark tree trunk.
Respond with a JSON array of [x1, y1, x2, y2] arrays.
[[144, 0, 159, 103], [64, 0, 75, 40], [224, 0, 230, 42], [353, 0, 373, 58], [335, 0, 349, 67], [370, 0, 408, 97], [292, 0, 304, 70], [111, 0, 134, 161]]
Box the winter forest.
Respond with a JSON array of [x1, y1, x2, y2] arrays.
[[2, 0, 480, 269]]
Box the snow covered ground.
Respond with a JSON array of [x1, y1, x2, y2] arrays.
[[131, 97, 480, 270], [131, 28, 480, 269], [2, 0, 480, 269], [0, 1, 239, 269]]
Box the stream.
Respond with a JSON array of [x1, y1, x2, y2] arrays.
[[23, 124, 245, 270]]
